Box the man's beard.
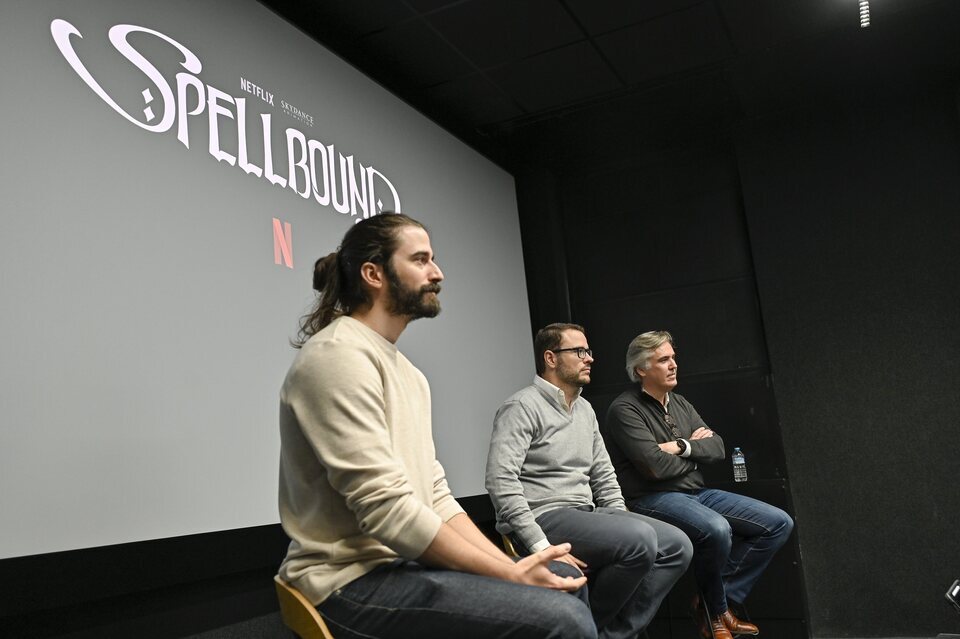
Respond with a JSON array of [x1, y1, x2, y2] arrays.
[[557, 360, 589, 388], [385, 265, 441, 320]]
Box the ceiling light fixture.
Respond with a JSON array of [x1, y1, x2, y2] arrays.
[[859, 0, 871, 28]]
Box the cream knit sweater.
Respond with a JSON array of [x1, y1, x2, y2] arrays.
[[278, 316, 463, 604]]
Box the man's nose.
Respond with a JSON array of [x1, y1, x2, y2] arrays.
[[429, 262, 444, 282]]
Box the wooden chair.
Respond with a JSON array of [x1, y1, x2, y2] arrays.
[[274, 575, 336, 639], [501, 533, 522, 558]]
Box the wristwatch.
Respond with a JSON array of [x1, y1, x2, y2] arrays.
[[675, 438, 687, 454]]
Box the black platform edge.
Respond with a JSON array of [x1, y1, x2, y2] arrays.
[[0, 494, 499, 636], [0, 524, 291, 618]]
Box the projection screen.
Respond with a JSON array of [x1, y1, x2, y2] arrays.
[[0, 0, 534, 559]]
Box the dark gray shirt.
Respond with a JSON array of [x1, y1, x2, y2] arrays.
[[486, 376, 625, 552], [603, 388, 725, 498]]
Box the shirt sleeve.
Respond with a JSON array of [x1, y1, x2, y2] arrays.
[[678, 398, 726, 463], [606, 398, 698, 482], [589, 412, 626, 510], [485, 400, 549, 552], [284, 340, 442, 559], [432, 458, 466, 523]]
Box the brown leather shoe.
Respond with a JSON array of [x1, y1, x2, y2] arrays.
[[692, 596, 734, 639], [707, 614, 735, 639], [720, 609, 759, 636]]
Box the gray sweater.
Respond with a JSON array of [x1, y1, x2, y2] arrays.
[[485, 376, 626, 551]]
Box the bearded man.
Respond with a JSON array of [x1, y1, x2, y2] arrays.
[[278, 215, 596, 639]]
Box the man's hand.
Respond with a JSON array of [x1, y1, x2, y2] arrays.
[[554, 551, 588, 574], [659, 441, 681, 454], [510, 544, 588, 592], [660, 428, 713, 455], [690, 427, 714, 440]]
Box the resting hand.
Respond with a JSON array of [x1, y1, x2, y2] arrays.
[[510, 544, 588, 592], [690, 427, 714, 440], [555, 552, 588, 574], [658, 441, 682, 454]]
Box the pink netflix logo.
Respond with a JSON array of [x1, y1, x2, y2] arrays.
[[273, 218, 292, 268]]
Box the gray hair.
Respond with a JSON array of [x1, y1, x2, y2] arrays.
[[625, 330, 674, 382]]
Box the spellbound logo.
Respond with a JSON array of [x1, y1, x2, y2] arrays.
[[50, 19, 401, 219]]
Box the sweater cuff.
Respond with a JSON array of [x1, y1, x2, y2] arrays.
[[434, 494, 466, 523], [529, 538, 551, 553], [395, 508, 444, 559]]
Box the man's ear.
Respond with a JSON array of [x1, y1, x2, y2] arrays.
[[635, 366, 645, 379], [543, 349, 558, 371], [359, 262, 385, 291]]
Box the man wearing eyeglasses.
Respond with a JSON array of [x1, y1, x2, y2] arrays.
[[602, 331, 794, 639], [486, 323, 692, 639]]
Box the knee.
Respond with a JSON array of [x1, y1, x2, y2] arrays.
[[619, 521, 658, 569], [770, 509, 794, 541], [698, 517, 733, 555], [553, 597, 597, 639], [653, 521, 693, 563], [549, 560, 584, 580]]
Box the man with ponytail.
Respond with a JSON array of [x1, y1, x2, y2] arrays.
[[278, 214, 596, 639]]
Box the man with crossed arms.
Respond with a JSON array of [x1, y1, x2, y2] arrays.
[[603, 330, 794, 639]]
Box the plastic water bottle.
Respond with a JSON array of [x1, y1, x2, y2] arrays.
[[732, 447, 748, 482]]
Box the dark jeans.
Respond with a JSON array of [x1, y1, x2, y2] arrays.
[[316, 558, 596, 639], [629, 489, 794, 616], [536, 507, 692, 639]]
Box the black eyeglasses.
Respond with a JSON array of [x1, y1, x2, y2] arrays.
[[551, 347, 593, 359], [664, 413, 681, 438]]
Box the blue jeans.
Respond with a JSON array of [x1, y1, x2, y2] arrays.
[[536, 507, 692, 639], [628, 489, 793, 617], [316, 558, 597, 639]]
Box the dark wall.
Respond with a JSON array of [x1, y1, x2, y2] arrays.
[[735, 85, 960, 636], [516, 141, 808, 638], [515, 78, 960, 637]]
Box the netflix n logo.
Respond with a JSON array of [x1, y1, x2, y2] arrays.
[[273, 218, 293, 269]]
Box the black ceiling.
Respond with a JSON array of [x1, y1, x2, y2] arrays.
[[259, 0, 960, 169]]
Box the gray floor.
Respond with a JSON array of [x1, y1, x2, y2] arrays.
[[184, 613, 290, 639], [185, 615, 936, 639]]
